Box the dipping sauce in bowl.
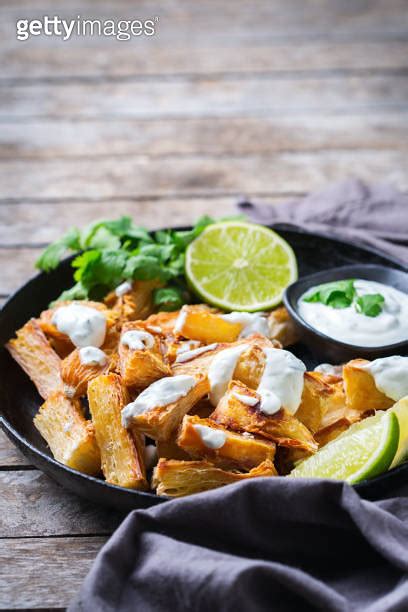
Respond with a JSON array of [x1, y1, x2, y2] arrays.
[[298, 279, 408, 348]]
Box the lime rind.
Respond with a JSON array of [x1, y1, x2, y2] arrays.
[[348, 412, 399, 483], [290, 411, 399, 484], [185, 221, 298, 311], [390, 396, 408, 468]]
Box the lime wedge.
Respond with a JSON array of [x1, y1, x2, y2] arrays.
[[185, 221, 298, 311], [290, 411, 399, 484], [390, 396, 408, 468]]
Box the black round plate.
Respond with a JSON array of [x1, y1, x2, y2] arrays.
[[0, 227, 407, 509]]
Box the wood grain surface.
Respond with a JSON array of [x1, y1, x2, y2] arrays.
[[1, 0, 408, 608]]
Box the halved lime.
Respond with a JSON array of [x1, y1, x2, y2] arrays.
[[390, 396, 408, 468], [290, 411, 399, 484], [185, 221, 298, 311]]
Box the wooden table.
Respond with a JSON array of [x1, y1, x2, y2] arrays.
[[1, 1, 408, 608]]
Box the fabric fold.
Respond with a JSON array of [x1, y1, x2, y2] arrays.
[[69, 479, 408, 612], [237, 179, 408, 265]]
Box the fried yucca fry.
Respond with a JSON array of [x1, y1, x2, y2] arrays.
[[268, 306, 300, 347], [6, 319, 62, 400], [34, 391, 101, 475], [211, 380, 318, 454], [118, 322, 171, 388], [143, 310, 180, 336], [61, 348, 110, 399], [104, 279, 163, 323], [174, 305, 243, 343], [177, 414, 276, 470], [295, 372, 347, 434], [166, 339, 201, 364], [153, 458, 277, 497], [88, 374, 147, 489], [233, 338, 279, 389], [189, 398, 214, 419], [126, 374, 210, 441], [156, 435, 191, 461], [39, 300, 118, 352], [343, 359, 394, 413], [172, 335, 278, 381]]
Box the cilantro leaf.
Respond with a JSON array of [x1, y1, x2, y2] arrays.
[[73, 250, 128, 298], [304, 280, 356, 309], [35, 227, 81, 272], [125, 254, 171, 282], [52, 282, 88, 304], [153, 286, 184, 311], [355, 293, 385, 317]]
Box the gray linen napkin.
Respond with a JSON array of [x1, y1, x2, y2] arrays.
[[69, 479, 408, 612], [237, 179, 408, 265]]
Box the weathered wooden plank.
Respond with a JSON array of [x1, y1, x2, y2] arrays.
[[0, 536, 106, 609], [0, 197, 273, 245], [0, 249, 39, 295], [1, 114, 407, 159], [3, 42, 408, 80], [0, 470, 123, 537], [0, 151, 405, 201], [2, 0, 408, 43], [1, 74, 407, 119], [0, 430, 30, 467]]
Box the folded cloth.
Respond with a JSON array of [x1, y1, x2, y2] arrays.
[[69, 478, 408, 612], [237, 179, 408, 265]]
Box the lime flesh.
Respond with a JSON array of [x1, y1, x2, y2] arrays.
[[290, 411, 399, 484], [185, 221, 298, 311], [390, 396, 408, 468]]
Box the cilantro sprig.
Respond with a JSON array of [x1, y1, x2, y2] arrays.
[[36, 215, 241, 309], [303, 279, 385, 317]]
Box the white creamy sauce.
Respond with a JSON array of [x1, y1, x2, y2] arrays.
[[298, 279, 408, 347], [258, 348, 306, 415], [52, 304, 106, 348], [121, 330, 155, 351], [79, 346, 108, 367], [174, 306, 188, 334], [208, 344, 249, 406], [314, 363, 343, 377], [121, 375, 196, 427], [193, 424, 227, 449], [144, 445, 158, 471], [241, 431, 254, 439], [257, 389, 282, 415], [175, 343, 218, 364], [176, 340, 201, 356], [146, 325, 162, 334], [115, 280, 132, 297], [232, 391, 259, 407], [221, 311, 270, 338], [361, 356, 408, 401]]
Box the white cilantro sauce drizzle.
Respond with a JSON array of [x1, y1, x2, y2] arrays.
[[121, 375, 196, 427], [121, 330, 155, 351], [193, 424, 227, 449], [79, 346, 108, 366], [360, 356, 408, 401], [220, 312, 270, 338], [52, 304, 106, 348]]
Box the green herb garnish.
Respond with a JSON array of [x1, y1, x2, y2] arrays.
[[36, 215, 242, 309], [303, 279, 356, 309], [303, 279, 385, 317], [355, 293, 385, 317]]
